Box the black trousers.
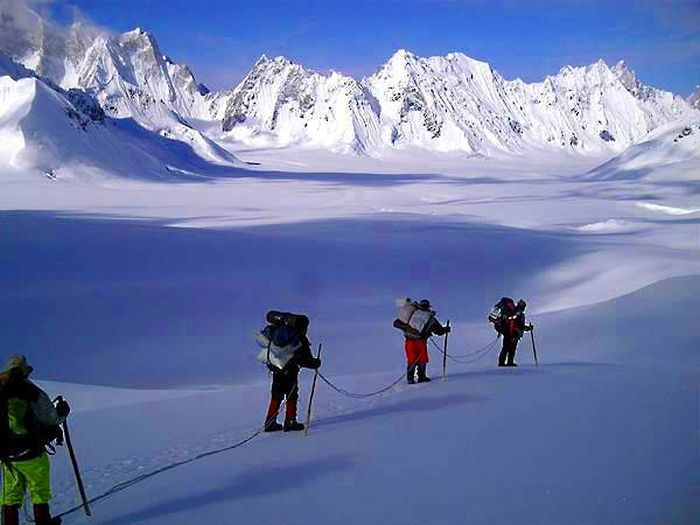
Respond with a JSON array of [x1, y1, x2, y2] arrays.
[[498, 338, 519, 365], [271, 368, 299, 401]]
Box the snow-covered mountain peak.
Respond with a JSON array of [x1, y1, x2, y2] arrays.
[[613, 59, 629, 72], [121, 27, 156, 43], [688, 86, 700, 110], [443, 51, 489, 67], [219, 52, 381, 152], [611, 59, 646, 97], [2, 2, 697, 160], [389, 48, 418, 61], [254, 54, 295, 68], [118, 28, 163, 64], [375, 49, 424, 76]]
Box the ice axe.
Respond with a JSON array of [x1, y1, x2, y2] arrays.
[[530, 328, 539, 366], [442, 319, 450, 380], [304, 343, 323, 436], [56, 396, 91, 517]]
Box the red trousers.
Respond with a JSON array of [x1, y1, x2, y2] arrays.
[[405, 338, 429, 365]]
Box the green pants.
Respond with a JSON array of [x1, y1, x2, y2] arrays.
[[1, 453, 52, 506]]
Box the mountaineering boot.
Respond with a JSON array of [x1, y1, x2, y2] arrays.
[[283, 420, 305, 432], [283, 398, 304, 431], [406, 364, 416, 384], [33, 504, 61, 525], [264, 397, 283, 431], [416, 364, 431, 383], [264, 417, 283, 432], [505, 362, 518, 367], [2, 505, 20, 525], [498, 348, 507, 367]]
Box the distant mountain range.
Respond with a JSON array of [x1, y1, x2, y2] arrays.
[[0, 1, 697, 177]]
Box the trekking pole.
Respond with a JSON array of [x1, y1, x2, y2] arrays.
[[530, 328, 539, 366], [442, 320, 450, 380], [304, 343, 323, 436], [56, 396, 91, 517]]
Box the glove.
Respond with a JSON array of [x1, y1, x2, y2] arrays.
[[527, 323, 534, 331], [56, 399, 71, 418], [52, 425, 64, 446], [37, 425, 63, 447], [445, 326, 452, 334], [309, 358, 321, 370]]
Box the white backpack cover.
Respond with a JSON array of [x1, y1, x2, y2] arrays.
[[408, 308, 433, 334], [397, 298, 417, 324]]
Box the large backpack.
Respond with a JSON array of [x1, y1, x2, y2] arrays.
[[394, 298, 434, 339], [488, 297, 516, 334], [397, 298, 417, 324], [255, 311, 307, 370], [0, 372, 55, 461]]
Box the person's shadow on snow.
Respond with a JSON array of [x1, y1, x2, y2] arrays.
[[99, 453, 355, 524]]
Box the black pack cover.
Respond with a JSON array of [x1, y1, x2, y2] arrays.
[[266, 311, 309, 336], [496, 297, 516, 312]]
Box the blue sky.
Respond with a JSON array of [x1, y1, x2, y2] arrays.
[[49, 0, 700, 95]]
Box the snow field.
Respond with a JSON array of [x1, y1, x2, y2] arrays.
[[42, 277, 698, 524], [1, 199, 695, 523]]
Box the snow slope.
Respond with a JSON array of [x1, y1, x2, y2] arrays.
[[0, 118, 696, 525], [32, 276, 700, 525], [0, 3, 697, 522], [579, 118, 700, 181], [0, 72, 242, 179]]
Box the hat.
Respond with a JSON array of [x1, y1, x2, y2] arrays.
[[4, 355, 33, 377], [418, 299, 431, 309]]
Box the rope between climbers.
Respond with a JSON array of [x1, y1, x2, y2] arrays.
[[55, 404, 294, 520], [317, 371, 406, 399], [55, 377, 307, 519], [430, 337, 499, 364], [56, 425, 266, 519], [55, 338, 499, 518]]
